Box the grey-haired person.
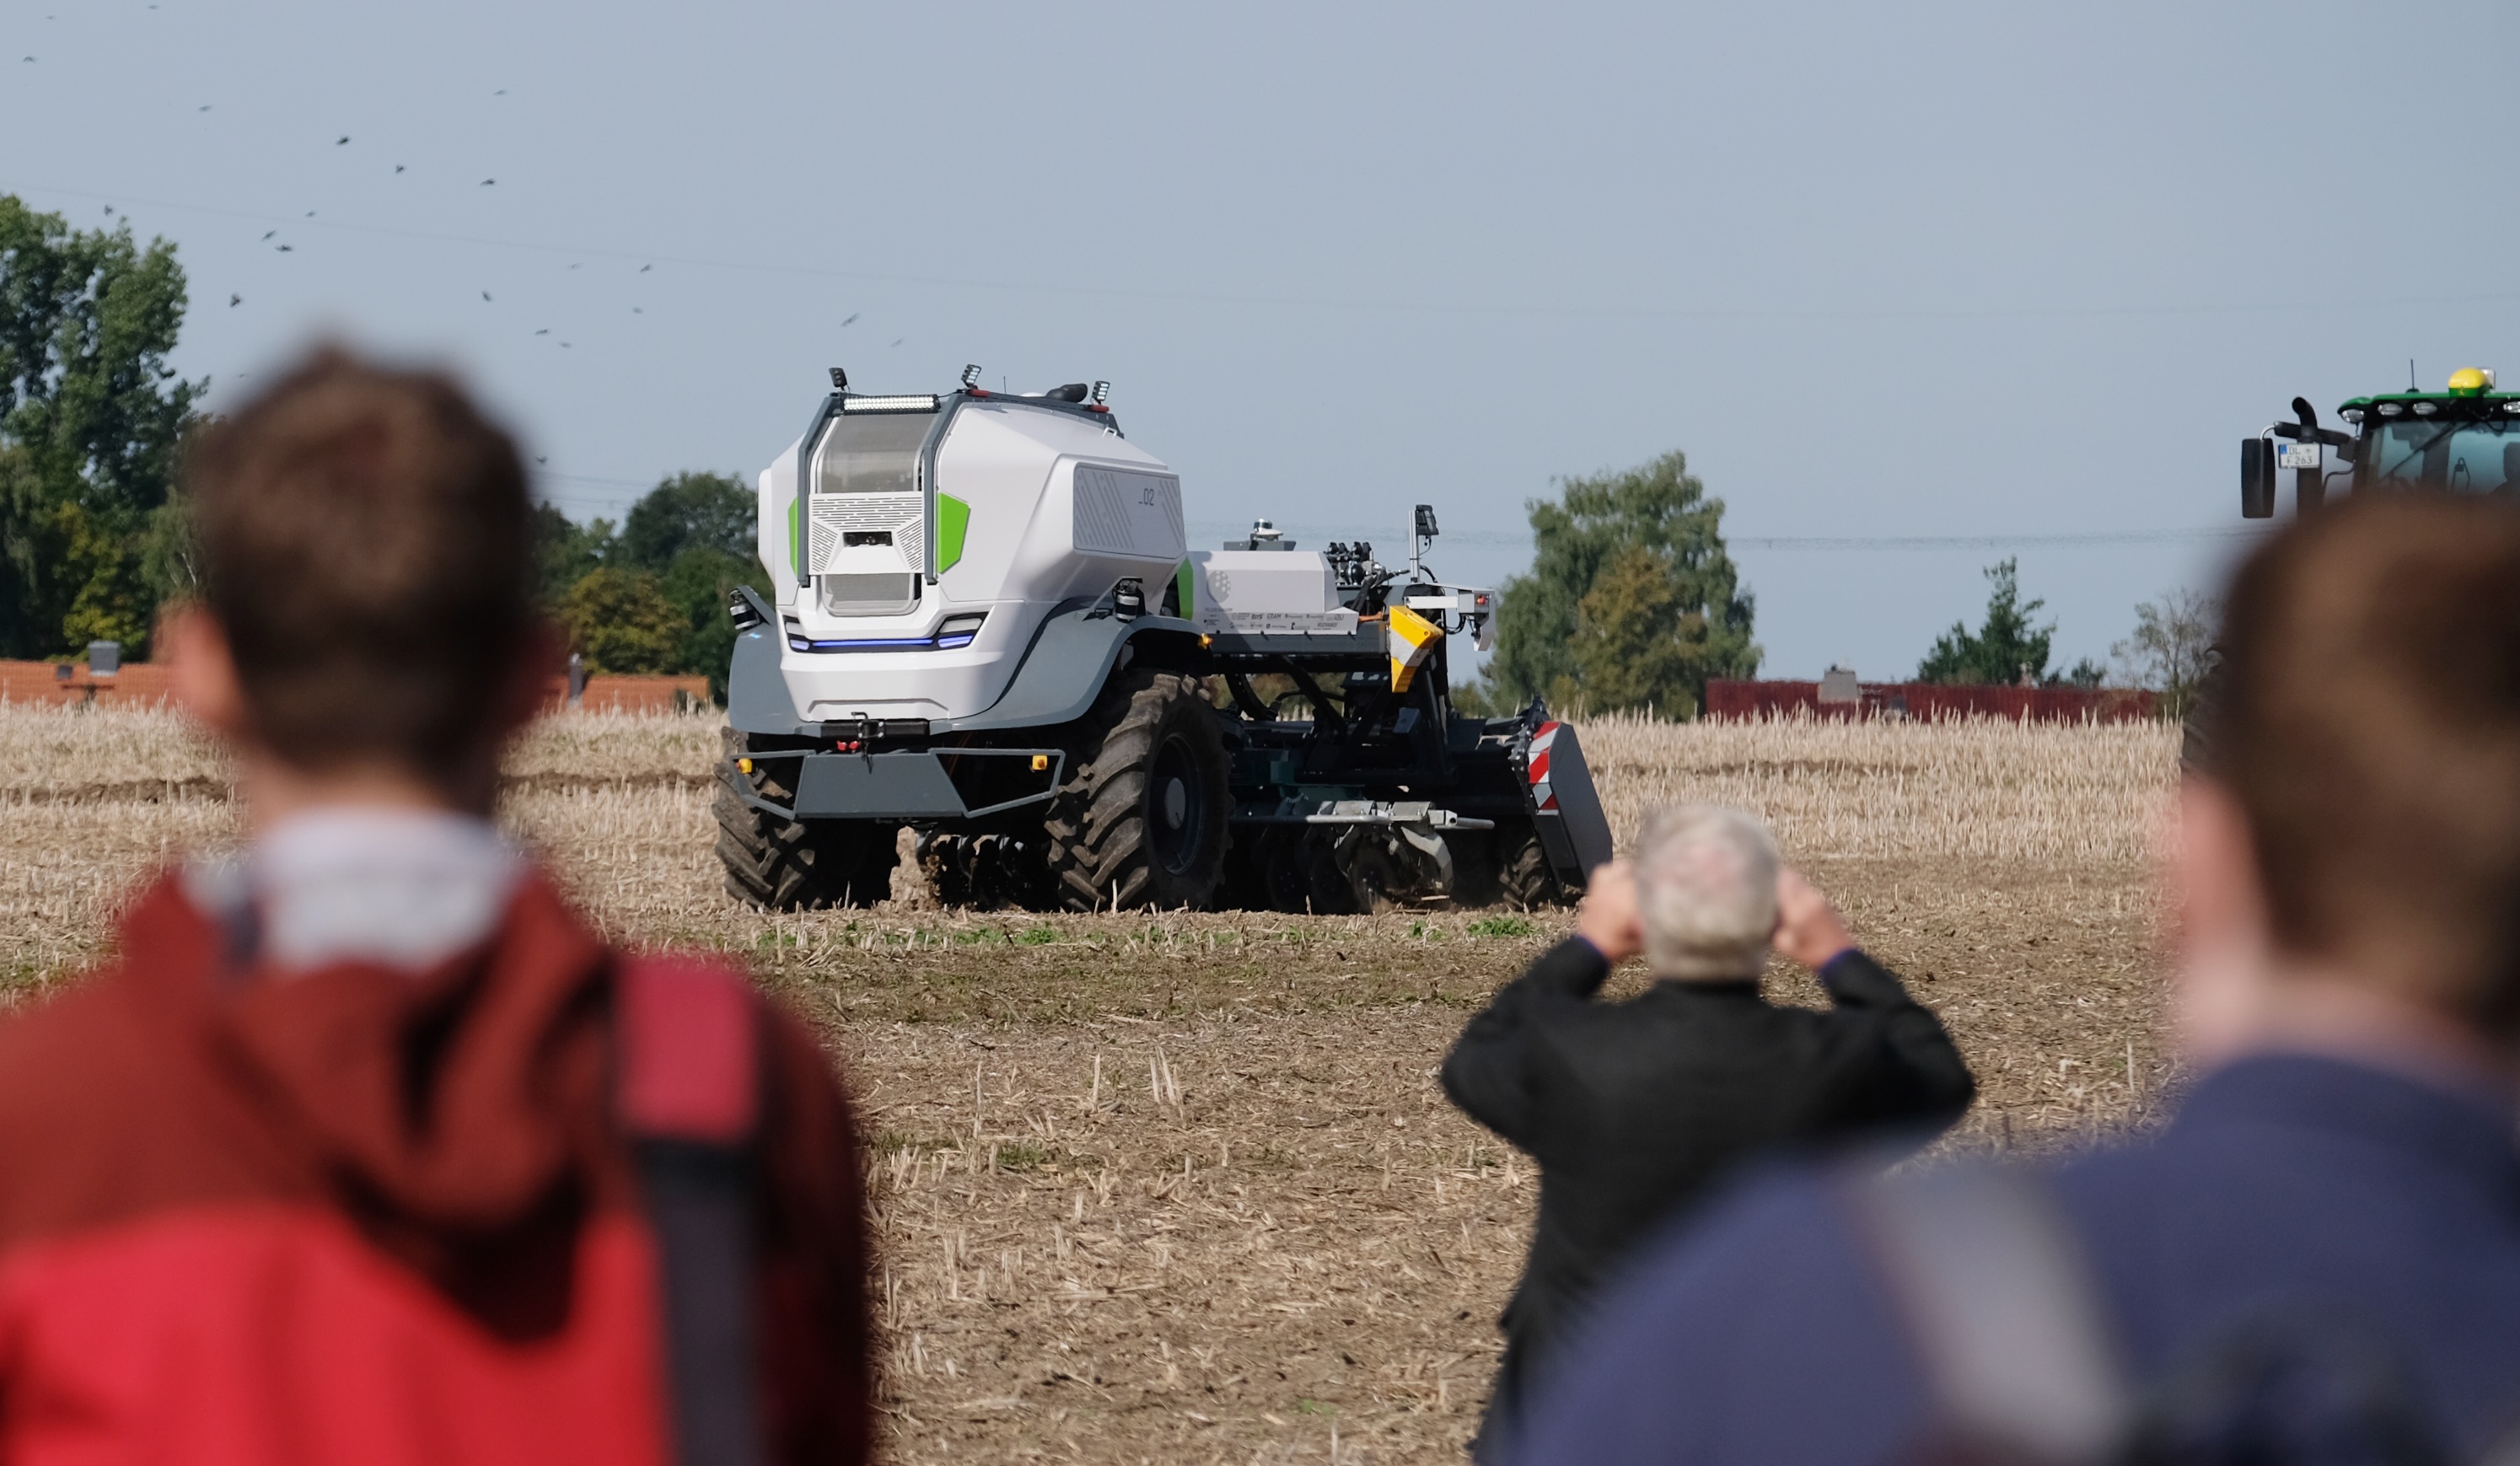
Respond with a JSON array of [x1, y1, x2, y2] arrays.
[[1441, 806, 1975, 1460]]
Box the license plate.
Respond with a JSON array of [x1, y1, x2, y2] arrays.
[[2277, 442, 2323, 470]]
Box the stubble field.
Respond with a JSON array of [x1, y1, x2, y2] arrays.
[[0, 704, 2180, 1465]]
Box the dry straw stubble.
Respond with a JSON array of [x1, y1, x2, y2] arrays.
[[0, 703, 2178, 1463]]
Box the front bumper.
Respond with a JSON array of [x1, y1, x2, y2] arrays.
[[728, 746, 1066, 821]]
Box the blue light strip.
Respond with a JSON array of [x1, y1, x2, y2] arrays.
[[788, 631, 980, 653]]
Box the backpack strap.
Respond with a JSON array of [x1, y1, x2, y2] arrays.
[[617, 956, 769, 1466], [1842, 1162, 2130, 1466]]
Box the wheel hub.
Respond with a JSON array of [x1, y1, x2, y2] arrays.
[[1147, 733, 1207, 877]]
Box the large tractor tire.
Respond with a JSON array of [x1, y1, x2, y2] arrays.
[[1042, 669, 1232, 911], [1496, 824, 1570, 911], [716, 730, 900, 910], [1447, 830, 1502, 909]]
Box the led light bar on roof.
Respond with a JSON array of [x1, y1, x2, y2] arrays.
[[840, 394, 941, 413]]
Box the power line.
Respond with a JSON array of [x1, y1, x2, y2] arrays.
[[1195, 522, 2255, 552], [1727, 527, 2262, 550], [15, 178, 2520, 323]]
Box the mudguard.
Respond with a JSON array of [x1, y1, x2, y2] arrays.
[[725, 621, 806, 736], [942, 604, 1201, 734], [1525, 721, 1614, 887]]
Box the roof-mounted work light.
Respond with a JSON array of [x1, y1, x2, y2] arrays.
[[829, 367, 848, 390], [1092, 380, 1110, 405], [961, 363, 984, 391]]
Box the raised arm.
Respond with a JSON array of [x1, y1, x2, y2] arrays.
[[1438, 858, 1638, 1145], [1773, 867, 1977, 1131]]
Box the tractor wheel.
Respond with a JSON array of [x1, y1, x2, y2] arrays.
[[1042, 669, 1232, 911], [1258, 824, 1314, 914], [1343, 834, 1412, 915], [1301, 829, 1358, 916], [1219, 826, 1272, 912], [1496, 824, 1569, 911], [716, 730, 900, 910], [1448, 830, 1502, 909]]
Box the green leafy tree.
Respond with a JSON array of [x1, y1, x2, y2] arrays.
[[0, 196, 202, 656], [536, 473, 771, 700], [533, 502, 615, 604], [1567, 545, 1717, 717], [660, 545, 770, 702], [1488, 449, 1758, 717], [1917, 558, 2055, 685], [2112, 588, 2218, 717], [557, 567, 684, 674], [616, 471, 752, 572]]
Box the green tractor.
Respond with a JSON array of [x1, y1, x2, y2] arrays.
[[2200, 365, 2519, 767], [2242, 367, 2519, 517]]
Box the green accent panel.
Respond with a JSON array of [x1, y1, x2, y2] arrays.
[[1174, 559, 1195, 616], [937, 493, 971, 573], [788, 494, 801, 577]]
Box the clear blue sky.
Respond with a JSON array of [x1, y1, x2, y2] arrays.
[[8, 1, 2518, 679]]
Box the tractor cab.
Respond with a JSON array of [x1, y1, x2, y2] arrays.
[[2243, 368, 2520, 516]]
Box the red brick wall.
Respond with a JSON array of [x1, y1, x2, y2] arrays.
[[0, 661, 178, 708], [1705, 679, 2159, 723]]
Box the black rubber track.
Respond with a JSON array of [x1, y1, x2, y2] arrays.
[[714, 728, 898, 910], [1040, 669, 1231, 912]]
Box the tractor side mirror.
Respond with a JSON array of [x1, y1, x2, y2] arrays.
[[2241, 438, 2275, 518]]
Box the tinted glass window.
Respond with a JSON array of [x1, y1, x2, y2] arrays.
[[814, 413, 932, 496], [2361, 416, 2520, 493]]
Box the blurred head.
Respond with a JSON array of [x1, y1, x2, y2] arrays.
[[2186, 495, 2520, 1054], [1633, 804, 1780, 980], [175, 346, 545, 808]]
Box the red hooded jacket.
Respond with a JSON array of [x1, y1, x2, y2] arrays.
[[0, 871, 869, 1466]]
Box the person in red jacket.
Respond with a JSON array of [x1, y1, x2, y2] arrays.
[[0, 347, 871, 1466]]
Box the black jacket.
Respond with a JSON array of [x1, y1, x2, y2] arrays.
[[1441, 937, 1975, 1433]]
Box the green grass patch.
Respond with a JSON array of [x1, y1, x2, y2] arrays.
[[992, 1140, 1052, 1171], [1466, 915, 1537, 937]]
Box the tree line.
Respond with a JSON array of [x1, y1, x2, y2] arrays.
[[1, 193, 2210, 712], [0, 193, 766, 692], [535, 474, 770, 697], [1471, 454, 2214, 719]]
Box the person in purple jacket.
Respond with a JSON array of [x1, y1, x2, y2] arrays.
[[1513, 495, 2520, 1466]]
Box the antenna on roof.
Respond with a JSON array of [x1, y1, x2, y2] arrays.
[[2410, 357, 2418, 392]]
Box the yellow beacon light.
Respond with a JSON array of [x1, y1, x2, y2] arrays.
[[2447, 367, 2496, 397]]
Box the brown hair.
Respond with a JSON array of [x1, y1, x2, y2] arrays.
[[184, 346, 536, 781], [2206, 495, 2520, 1034]]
